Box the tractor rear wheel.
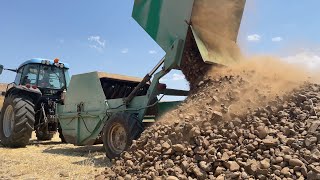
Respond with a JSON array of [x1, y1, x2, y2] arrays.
[[102, 113, 143, 159], [0, 94, 35, 147]]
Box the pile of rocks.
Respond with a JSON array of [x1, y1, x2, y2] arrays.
[[97, 72, 320, 179]]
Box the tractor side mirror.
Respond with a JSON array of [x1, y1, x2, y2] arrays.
[[0, 65, 3, 75]]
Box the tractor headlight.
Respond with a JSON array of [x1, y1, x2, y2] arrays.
[[45, 60, 50, 65], [41, 60, 46, 64], [59, 63, 64, 68]]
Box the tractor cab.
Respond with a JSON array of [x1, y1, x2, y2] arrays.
[[15, 58, 70, 96]]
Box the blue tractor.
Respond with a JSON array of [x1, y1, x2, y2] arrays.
[[0, 58, 70, 147]]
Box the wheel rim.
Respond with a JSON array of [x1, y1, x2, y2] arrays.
[[108, 123, 127, 154], [3, 105, 14, 138]]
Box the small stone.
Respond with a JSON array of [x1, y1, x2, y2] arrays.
[[190, 127, 201, 137], [247, 144, 256, 151], [289, 159, 304, 167], [216, 174, 225, 180], [192, 167, 206, 180], [224, 161, 240, 172], [213, 111, 223, 118], [308, 121, 320, 133], [281, 167, 291, 176], [256, 126, 268, 139], [122, 152, 132, 160], [166, 176, 179, 180], [124, 175, 132, 180], [126, 160, 134, 167], [214, 166, 226, 176], [162, 142, 171, 149], [199, 161, 212, 172], [260, 159, 270, 169], [221, 152, 229, 161], [174, 166, 183, 174], [263, 138, 278, 147], [172, 144, 185, 152], [283, 155, 292, 162], [241, 172, 248, 179], [246, 160, 259, 175], [301, 165, 308, 177], [181, 161, 189, 171], [275, 157, 284, 164], [305, 137, 317, 147]]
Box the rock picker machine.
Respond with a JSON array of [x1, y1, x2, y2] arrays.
[[0, 0, 246, 159]]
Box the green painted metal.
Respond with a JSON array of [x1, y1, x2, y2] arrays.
[[157, 101, 181, 117], [57, 72, 107, 145], [133, 0, 246, 66], [133, 0, 194, 54], [133, 0, 194, 70]]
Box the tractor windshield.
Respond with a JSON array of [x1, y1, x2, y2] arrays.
[[38, 65, 66, 89]]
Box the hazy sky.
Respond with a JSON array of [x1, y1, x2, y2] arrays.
[[1, 0, 320, 97]]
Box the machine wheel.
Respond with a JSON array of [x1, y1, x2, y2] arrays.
[[58, 124, 67, 143], [0, 94, 35, 147], [102, 113, 143, 159]]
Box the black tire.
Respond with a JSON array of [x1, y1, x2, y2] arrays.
[[102, 113, 143, 159], [0, 94, 35, 147], [58, 124, 67, 143]]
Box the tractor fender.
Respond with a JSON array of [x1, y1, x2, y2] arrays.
[[5, 85, 42, 103]]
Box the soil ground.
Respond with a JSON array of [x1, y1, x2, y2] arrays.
[[0, 133, 110, 180]]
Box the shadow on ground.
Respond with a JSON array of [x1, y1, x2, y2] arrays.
[[43, 145, 104, 156], [43, 145, 111, 167], [30, 140, 64, 146]]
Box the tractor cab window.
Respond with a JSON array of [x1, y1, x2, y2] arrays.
[[14, 67, 23, 85], [38, 65, 65, 89], [21, 64, 39, 85]]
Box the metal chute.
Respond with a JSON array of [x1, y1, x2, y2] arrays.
[[132, 0, 246, 67], [191, 0, 246, 65]]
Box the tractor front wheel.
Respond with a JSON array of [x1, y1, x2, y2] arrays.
[[0, 94, 35, 147], [102, 113, 143, 159]]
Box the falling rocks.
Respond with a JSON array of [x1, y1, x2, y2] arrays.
[[98, 75, 320, 180]]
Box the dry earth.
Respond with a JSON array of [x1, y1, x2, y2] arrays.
[[0, 133, 110, 180]]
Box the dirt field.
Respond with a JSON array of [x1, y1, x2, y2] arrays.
[[0, 133, 110, 180]]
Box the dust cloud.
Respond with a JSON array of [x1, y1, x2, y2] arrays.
[[164, 0, 319, 124]]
